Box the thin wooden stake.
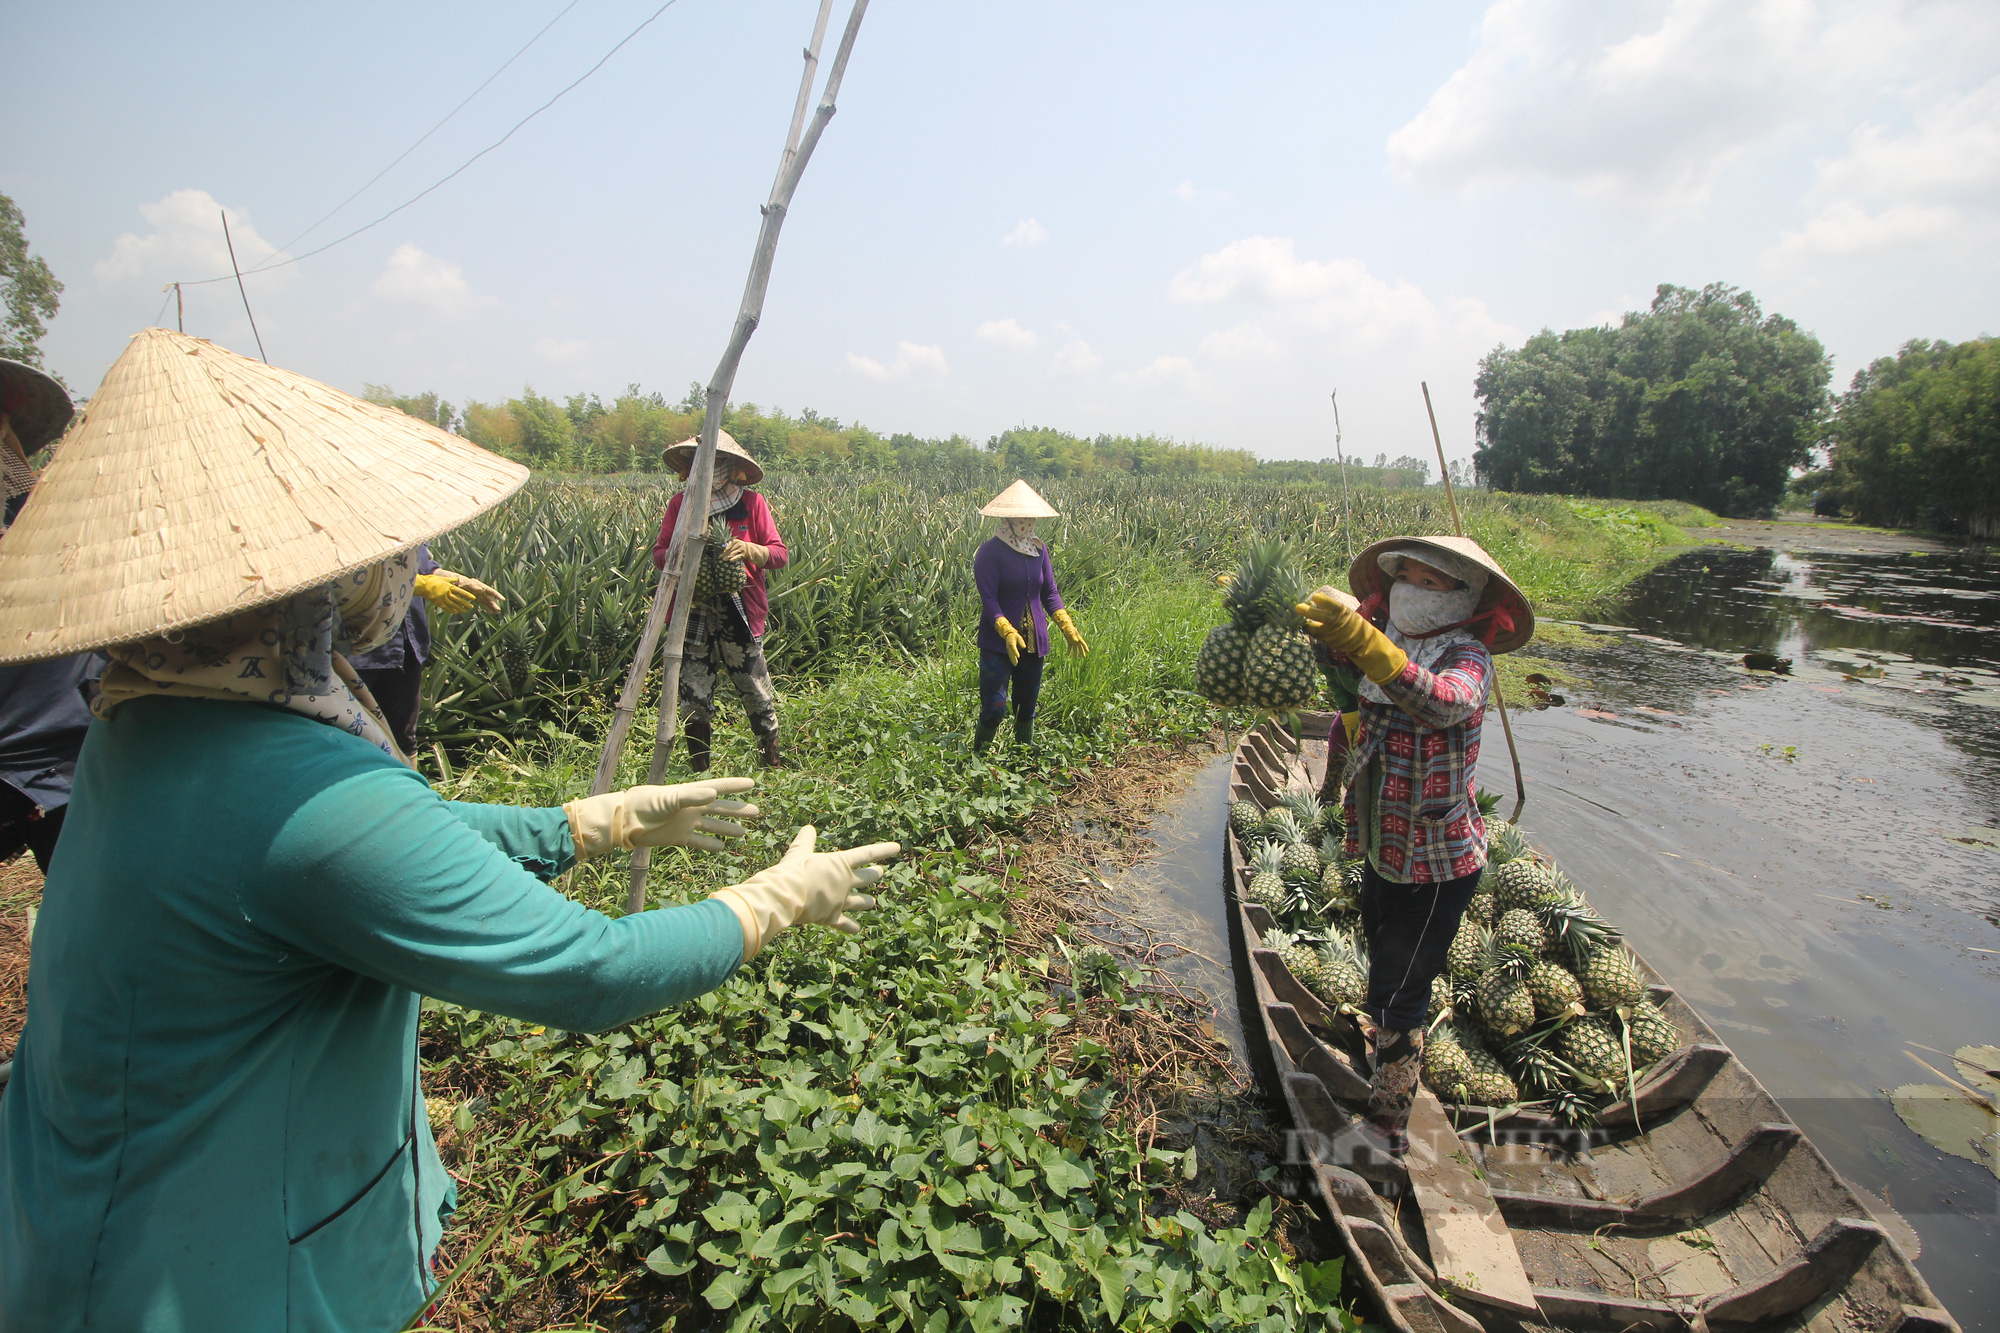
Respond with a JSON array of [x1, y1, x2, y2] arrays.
[[595, 0, 865, 915], [220, 211, 267, 363], [1422, 380, 1526, 824]]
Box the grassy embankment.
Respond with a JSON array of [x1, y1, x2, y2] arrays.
[[386, 474, 1713, 1331]]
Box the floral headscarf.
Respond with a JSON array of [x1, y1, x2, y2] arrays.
[[92, 549, 420, 764], [996, 517, 1044, 557]]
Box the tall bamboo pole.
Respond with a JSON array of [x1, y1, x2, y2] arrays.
[[594, 0, 866, 915], [1421, 380, 1527, 823]]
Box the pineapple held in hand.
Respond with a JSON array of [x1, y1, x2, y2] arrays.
[[692, 516, 747, 603], [1193, 535, 1321, 711]]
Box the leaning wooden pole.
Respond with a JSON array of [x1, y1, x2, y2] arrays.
[[1421, 380, 1527, 824], [595, 0, 866, 915]]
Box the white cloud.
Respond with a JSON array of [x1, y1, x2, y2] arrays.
[[975, 317, 1039, 351], [1197, 322, 1284, 363], [1772, 76, 2000, 261], [1049, 323, 1101, 376], [1386, 0, 1997, 212], [1116, 355, 1204, 392], [1172, 180, 1230, 202], [95, 188, 290, 284], [1001, 218, 1048, 248], [532, 337, 598, 365], [371, 243, 496, 319], [1167, 236, 1511, 351], [846, 340, 950, 382]]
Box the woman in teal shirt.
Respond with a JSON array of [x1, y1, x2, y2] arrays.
[[0, 329, 897, 1331]]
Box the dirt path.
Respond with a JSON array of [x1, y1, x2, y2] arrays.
[[1693, 513, 1961, 555]]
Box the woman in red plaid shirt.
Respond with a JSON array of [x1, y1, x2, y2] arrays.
[[1298, 536, 1534, 1155]]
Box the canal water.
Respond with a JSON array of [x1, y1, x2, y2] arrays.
[[1104, 535, 1998, 1324]]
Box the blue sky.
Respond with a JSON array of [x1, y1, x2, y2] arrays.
[[10, 1, 1999, 470]]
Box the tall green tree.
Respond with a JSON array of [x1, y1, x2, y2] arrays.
[[0, 193, 62, 368], [362, 384, 457, 433], [1828, 337, 2000, 537], [1475, 283, 1829, 516]]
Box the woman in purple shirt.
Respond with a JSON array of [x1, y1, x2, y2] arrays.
[[971, 481, 1089, 753]]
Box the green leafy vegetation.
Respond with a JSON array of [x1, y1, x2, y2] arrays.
[[1824, 336, 2000, 539], [1473, 282, 1830, 518], [0, 191, 62, 370]]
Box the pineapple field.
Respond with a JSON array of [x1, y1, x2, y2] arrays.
[[405, 469, 1708, 1330]]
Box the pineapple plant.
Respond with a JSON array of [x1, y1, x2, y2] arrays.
[[498, 627, 533, 696], [1489, 859, 1565, 912], [1313, 929, 1368, 1012], [587, 592, 626, 675], [1263, 927, 1325, 995], [1576, 944, 1648, 1012], [1280, 790, 1329, 839], [1625, 1000, 1681, 1067], [1488, 820, 1531, 865], [1243, 842, 1288, 911], [692, 516, 747, 603], [1228, 800, 1264, 840], [1525, 959, 1587, 1021]]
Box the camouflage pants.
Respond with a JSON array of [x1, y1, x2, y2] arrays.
[[679, 600, 778, 740]]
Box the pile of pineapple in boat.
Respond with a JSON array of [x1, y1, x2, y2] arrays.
[[1232, 788, 1684, 1122]]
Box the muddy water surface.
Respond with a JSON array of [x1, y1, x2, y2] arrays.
[[1516, 541, 1999, 1324]]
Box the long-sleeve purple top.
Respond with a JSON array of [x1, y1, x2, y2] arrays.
[[973, 537, 1066, 657]]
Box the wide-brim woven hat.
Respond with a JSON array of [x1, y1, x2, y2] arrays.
[[978, 479, 1059, 519], [661, 430, 763, 485], [1348, 534, 1534, 654], [0, 328, 529, 665], [0, 358, 75, 453]]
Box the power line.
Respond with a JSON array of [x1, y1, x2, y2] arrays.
[[222, 211, 268, 362], [178, 0, 681, 288], [270, 0, 583, 257]]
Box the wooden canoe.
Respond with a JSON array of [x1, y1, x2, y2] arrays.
[[1224, 714, 1961, 1333]]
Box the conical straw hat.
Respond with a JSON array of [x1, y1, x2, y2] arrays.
[[0, 328, 528, 665], [978, 479, 1059, 519], [1348, 534, 1534, 654], [0, 358, 74, 453], [661, 430, 763, 484]]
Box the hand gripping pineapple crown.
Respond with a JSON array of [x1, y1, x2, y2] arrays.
[[1347, 535, 1535, 654]]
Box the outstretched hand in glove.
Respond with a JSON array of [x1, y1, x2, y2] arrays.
[[563, 778, 761, 859], [710, 825, 901, 960]]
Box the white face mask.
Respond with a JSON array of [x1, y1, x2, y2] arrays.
[[1388, 580, 1476, 636]]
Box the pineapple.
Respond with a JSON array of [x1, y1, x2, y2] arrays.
[[1446, 919, 1488, 982], [1313, 929, 1369, 1012], [1463, 1037, 1521, 1106], [1259, 806, 1303, 842], [1502, 1032, 1571, 1097], [1464, 891, 1498, 928], [499, 628, 532, 696], [1423, 1024, 1478, 1101], [1428, 974, 1454, 1024], [1194, 539, 1278, 706], [1490, 859, 1565, 912], [1553, 1016, 1629, 1092], [588, 596, 626, 676], [1488, 820, 1531, 865], [1320, 853, 1359, 914], [1263, 928, 1325, 994], [1475, 969, 1536, 1042], [1537, 888, 1616, 967], [1525, 959, 1587, 1021], [1626, 1001, 1681, 1067], [1494, 907, 1547, 957], [1228, 800, 1264, 840], [1280, 790, 1330, 840], [1280, 838, 1322, 886], [1243, 842, 1288, 911], [1576, 945, 1647, 1012], [1246, 622, 1320, 710], [1342, 860, 1365, 899], [692, 517, 746, 603]]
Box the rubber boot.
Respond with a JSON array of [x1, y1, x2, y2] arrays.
[[972, 716, 1001, 754], [1362, 1027, 1425, 1158], [759, 733, 787, 769], [1013, 713, 1035, 749], [685, 718, 712, 773]]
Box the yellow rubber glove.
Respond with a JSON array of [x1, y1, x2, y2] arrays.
[[434, 568, 504, 613], [1342, 710, 1361, 745], [1051, 608, 1088, 656], [563, 777, 760, 860], [993, 616, 1028, 666], [1296, 587, 1409, 685], [710, 825, 902, 960], [414, 572, 475, 613], [724, 538, 769, 568]]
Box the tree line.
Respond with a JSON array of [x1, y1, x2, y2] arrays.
[[1815, 338, 1999, 538], [363, 381, 1439, 486]]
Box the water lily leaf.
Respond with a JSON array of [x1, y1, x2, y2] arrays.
[[1954, 1045, 2000, 1099], [1891, 1083, 1999, 1178]]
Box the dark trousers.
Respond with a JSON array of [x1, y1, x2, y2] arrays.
[[978, 649, 1045, 738], [356, 652, 425, 757], [0, 796, 67, 876], [1359, 861, 1483, 1031]]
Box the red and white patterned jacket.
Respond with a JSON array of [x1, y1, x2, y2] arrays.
[[1338, 640, 1493, 883]]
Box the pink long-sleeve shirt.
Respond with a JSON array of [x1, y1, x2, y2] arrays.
[[651, 490, 789, 638]]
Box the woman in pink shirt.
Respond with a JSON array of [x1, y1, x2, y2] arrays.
[[651, 432, 790, 769]]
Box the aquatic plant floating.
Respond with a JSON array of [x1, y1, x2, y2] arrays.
[[1891, 1044, 2000, 1180]]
